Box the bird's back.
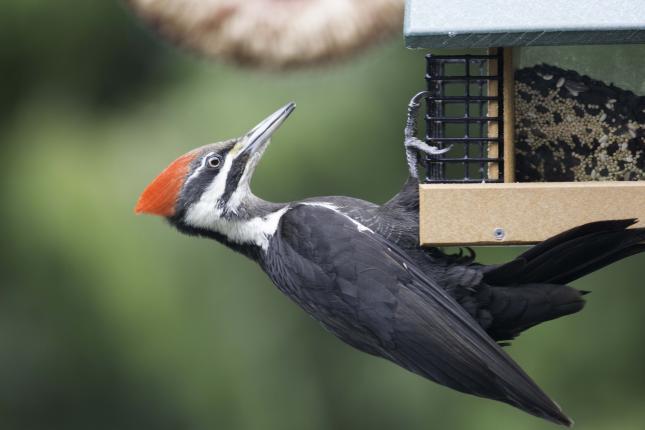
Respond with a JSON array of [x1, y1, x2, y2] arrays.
[[302, 179, 645, 343]]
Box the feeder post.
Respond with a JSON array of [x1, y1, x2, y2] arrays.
[[486, 48, 500, 181]]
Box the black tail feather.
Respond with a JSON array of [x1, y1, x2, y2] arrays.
[[481, 284, 586, 342], [484, 219, 645, 286]]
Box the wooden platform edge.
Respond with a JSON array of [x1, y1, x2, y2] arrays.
[[419, 181, 645, 246]]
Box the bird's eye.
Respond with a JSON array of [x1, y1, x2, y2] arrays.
[[206, 155, 222, 169]]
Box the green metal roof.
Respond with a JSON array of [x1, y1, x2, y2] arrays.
[[404, 0, 645, 48]]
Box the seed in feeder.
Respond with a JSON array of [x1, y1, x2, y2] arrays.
[[556, 77, 566, 88], [515, 64, 644, 181], [629, 129, 637, 139], [565, 81, 588, 96], [542, 74, 553, 80]]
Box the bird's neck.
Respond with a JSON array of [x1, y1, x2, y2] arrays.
[[381, 176, 419, 211], [226, 194, 286, 220], [175, 194, 289, 261]]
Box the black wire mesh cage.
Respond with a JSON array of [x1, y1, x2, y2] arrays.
[[423, 53, 505, 183]]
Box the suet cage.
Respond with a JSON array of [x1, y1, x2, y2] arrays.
[[405, 0, 645, 246]]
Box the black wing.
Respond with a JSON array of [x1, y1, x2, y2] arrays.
[[267, 204, 571, 426]]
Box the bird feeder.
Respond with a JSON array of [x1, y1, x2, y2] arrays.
[[404, 0, 645, 246]]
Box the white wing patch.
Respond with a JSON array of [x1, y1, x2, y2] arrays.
[[301, 202, 374, 234]]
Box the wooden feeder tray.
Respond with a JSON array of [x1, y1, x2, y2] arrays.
[[420, 182, 645, 246]]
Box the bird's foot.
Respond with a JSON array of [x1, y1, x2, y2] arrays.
[[404, 91, 428, 141], [404, 91, 451, 179]]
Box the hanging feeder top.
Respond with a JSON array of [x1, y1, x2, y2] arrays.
[[404, 0, 645, 49]]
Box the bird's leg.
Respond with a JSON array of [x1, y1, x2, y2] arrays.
[[404, 91, 451, 179]]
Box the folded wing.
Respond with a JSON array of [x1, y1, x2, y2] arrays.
[[269, 204, 572, 426]]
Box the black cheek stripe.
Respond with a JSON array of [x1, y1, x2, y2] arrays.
[[219, 152, 250, 209]]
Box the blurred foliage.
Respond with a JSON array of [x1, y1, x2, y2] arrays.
[[0, 2, 644, 430], [0, 0, 176, 121]]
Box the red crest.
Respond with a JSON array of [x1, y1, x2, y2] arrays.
[[135, 153, 195, 216]]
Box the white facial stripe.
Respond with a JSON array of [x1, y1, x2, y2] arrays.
[[185, 152, 234, 224], [184, 151, 215, 186]]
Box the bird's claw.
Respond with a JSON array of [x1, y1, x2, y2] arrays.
[[408, 90, 430, 109]]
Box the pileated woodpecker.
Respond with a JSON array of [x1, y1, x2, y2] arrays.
[[136, 102, 645, 427]]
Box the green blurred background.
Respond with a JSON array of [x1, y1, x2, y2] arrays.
[[1, 2, 644, 429]]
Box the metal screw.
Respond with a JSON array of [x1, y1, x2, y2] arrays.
[[493, 227, 505, 241]]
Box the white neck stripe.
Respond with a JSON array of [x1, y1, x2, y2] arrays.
[[185, 205, 289, 251]]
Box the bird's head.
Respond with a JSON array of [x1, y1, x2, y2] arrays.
[[135, 102, 295, 234]]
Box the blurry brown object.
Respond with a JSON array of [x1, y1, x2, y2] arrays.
[[126, 0, 404, 69]]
